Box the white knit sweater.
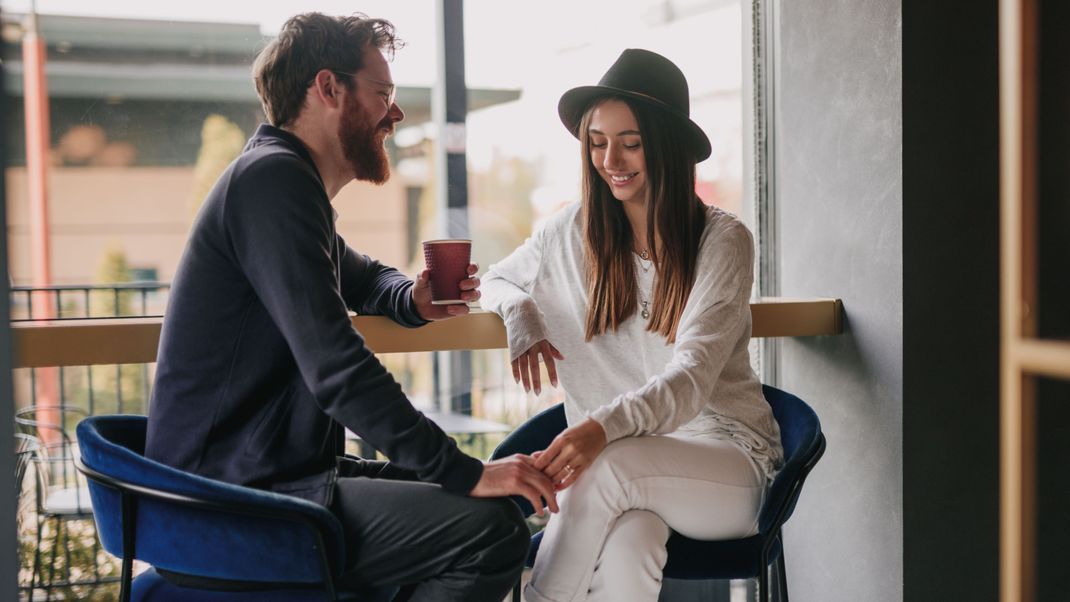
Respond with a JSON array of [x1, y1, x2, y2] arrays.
[[481, 203, 783, 480]]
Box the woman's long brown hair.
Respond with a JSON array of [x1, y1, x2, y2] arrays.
[[581, 96, 706, 343]]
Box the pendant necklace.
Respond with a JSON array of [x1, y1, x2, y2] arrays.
[[636, 250, 652, 320], [636, 249, 652, 273]]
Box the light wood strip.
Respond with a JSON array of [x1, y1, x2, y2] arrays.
[[999, 0, 1038, 599], [11, 297, 843, 368], [1013, 339, 1070, 381], [750, 297, 843, 338]]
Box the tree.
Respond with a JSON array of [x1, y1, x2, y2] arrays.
[[91, 244, 148, 414], [189, 114, 245, 216]]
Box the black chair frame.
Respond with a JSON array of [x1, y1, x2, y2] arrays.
[[500, 400, 827, 602], [753, 433, 826, 602], [75, 458, 342, 602]]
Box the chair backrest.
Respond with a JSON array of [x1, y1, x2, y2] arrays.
[[16, 405, 89, 494], [492, 403, 567, 461], [13, 434, 41, 532], [757, 385, 826, 535], [14, 433, 39, 493], [76, 415, 346, 586]]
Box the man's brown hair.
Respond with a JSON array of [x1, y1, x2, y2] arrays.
[[253, 12, 401, 127]]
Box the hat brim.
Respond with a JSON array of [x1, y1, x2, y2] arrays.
[[558, 85, 712, 162]]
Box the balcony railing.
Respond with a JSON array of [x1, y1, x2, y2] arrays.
[[10, 282, 170, 322]]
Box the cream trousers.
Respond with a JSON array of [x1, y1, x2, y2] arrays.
[[524, 434, 767, 602]]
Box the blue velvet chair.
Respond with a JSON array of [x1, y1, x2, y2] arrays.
[[75, 415, 398, 602], [492, 385, 826, 602]]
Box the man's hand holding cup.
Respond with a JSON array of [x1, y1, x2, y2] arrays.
[[414, 239, 479, 320]]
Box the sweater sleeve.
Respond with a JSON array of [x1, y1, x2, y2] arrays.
[[225, 156, 482, 493], [338, 240, 427, 328], [480, 221, 553, 361], [588, 221, 755, 442]]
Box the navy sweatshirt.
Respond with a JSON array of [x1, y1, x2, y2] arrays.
[[145, 125, 483, 506]]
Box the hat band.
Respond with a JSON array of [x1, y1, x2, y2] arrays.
[[611, 88, 683, 115]]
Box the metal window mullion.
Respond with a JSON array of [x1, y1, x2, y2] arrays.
[[434, 0, 473, 416], [753, 0, 780, 386]]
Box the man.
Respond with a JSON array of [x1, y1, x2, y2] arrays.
[[145, 12, 556, 601]]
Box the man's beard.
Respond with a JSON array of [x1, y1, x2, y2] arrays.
[[340, 99, 392, 185]]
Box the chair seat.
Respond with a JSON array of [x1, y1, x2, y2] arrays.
[[44, 486, 94, 516], [132, 568, 399, 602], [526, 527, 783, 581], [501, 386, 825, 602]]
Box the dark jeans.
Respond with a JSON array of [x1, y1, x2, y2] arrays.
[[331, 459, 529, 602]]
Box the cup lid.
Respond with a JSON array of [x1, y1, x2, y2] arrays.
[[422, 239, 472, 245]]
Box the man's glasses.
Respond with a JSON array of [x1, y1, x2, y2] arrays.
[[331, 71, 397, 106]]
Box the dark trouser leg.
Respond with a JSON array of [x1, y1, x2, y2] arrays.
[[331, 463, 528, 602]]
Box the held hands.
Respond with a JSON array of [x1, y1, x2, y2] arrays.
[[469, 454, 559, 517], [533, 418, 608, 491], [512, 340, 564, 395], [413, 263, 480, 320]]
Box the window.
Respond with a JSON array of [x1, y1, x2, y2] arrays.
[[2, 0, 760, 431]]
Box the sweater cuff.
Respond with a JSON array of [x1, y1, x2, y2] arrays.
[[398, 281, 431, 328], [435, 451, 485, 494], [587, 401, 634, 444], [503, 299, 550, 361]]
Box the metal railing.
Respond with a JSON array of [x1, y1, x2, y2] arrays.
[[10, 282, 170, 322]]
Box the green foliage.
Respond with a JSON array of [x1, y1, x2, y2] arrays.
[[94, 244, 132, 317], [189, 114, 245, 216], [88, 246, 149, 413]]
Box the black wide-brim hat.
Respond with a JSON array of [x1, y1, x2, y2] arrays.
[[558, 48, 712, 162]]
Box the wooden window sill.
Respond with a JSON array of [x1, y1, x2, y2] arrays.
[[11, 297, 843, 368]]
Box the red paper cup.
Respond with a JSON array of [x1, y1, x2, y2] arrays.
[[422, 239, 472, 304]]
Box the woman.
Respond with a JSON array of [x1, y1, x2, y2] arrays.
[[480, 49, 784, 602]]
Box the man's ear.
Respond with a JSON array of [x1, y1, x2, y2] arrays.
[[310, 69, 343, 108]]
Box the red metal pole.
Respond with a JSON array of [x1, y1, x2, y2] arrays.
[[23, 12, 52, 307], [22, 10, 59, 442]]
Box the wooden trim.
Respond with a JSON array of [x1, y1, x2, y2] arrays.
[[13, 317, 163, 369], [11, 297, 843, 368], [750, 297, 842, 338], [1014, 340, 1070, 380], [355, 311, 507, 354], [1000, 0, 1039, 599]]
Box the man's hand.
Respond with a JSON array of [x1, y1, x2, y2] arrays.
[[512, 340, 564, 395], [470, 454, 559, 517], [533, 418, 608, 490], [413, 263, 480, 320]]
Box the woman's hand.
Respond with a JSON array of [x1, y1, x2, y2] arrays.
[[413, 263, 480, 320], [534, 418, 608, 490], [470, 454, 559, 518], [512, 340, 564, 395]]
